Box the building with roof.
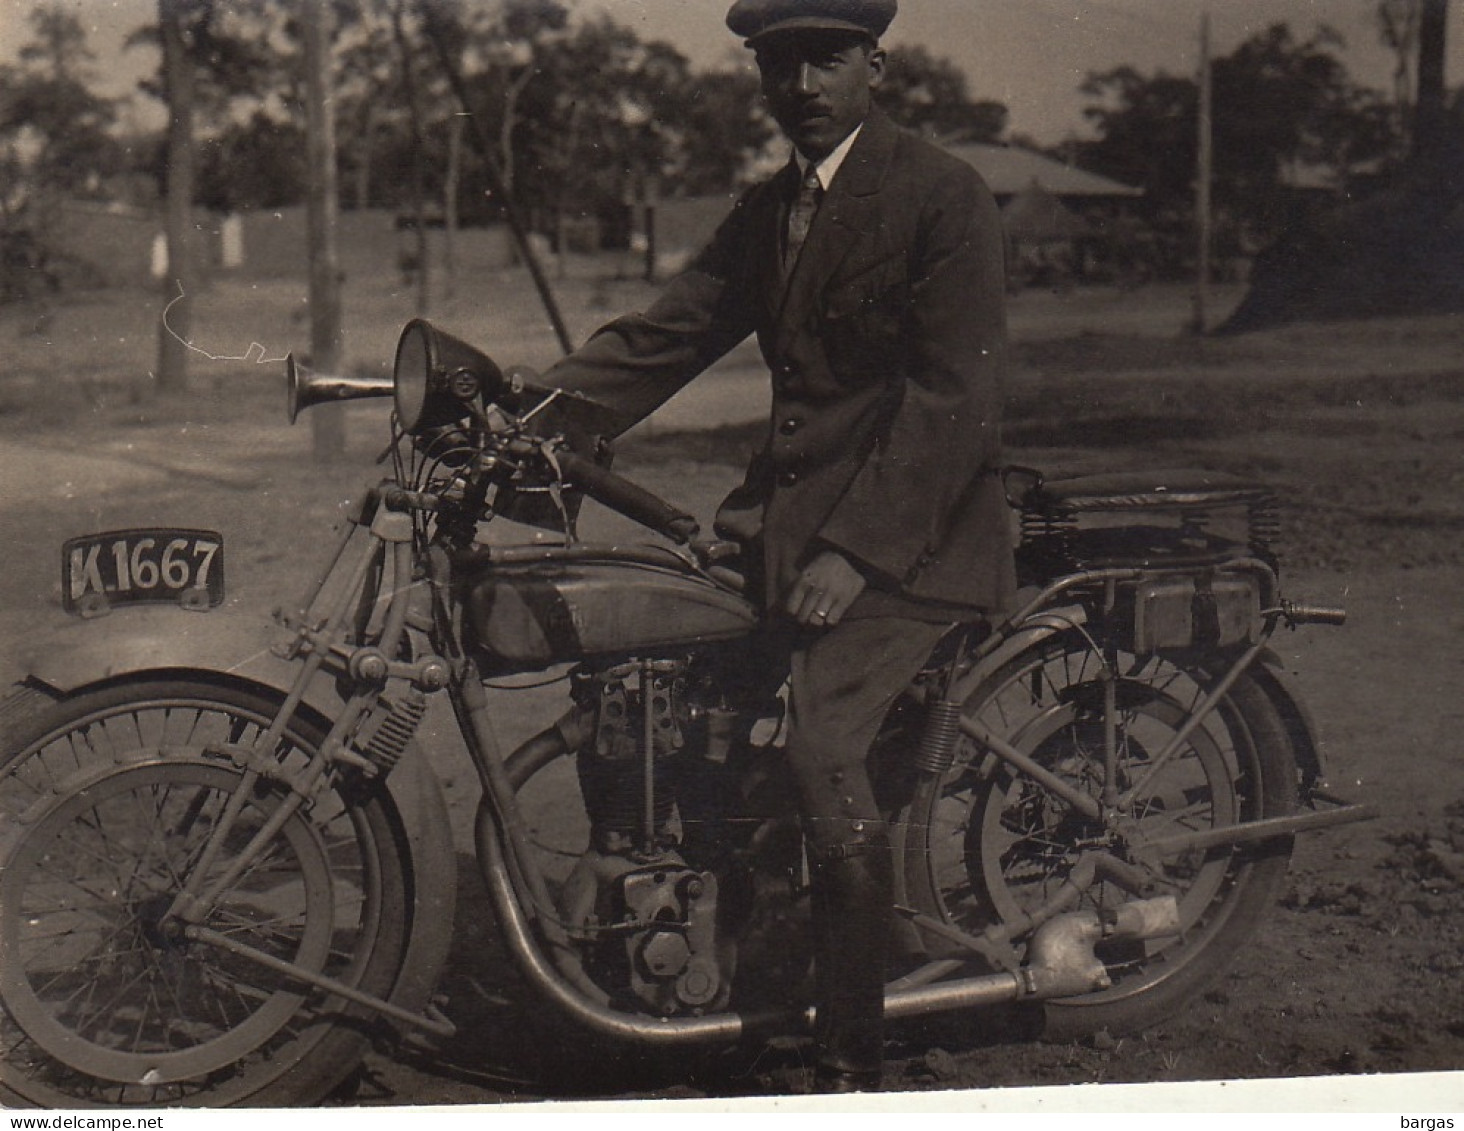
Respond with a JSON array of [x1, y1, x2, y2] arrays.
[[943, 143, 1142, 208], [640, 142, 1142, 286], [945, 143, 1143, 289]]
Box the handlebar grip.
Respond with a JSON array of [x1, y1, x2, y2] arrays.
[[1286, 603, 1347, 627], [377, 486, 439, 513], [557, 452, 701, 545]]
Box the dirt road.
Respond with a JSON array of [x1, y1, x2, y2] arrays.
[[1, 279, 1461, 1109]]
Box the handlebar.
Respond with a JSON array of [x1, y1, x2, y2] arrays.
[[373, 445, 702, 547], [556, 451, 702, 545], [377, 485, 440, 513]]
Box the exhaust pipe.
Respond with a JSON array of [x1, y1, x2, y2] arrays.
[[885, 897, 1180, 1021], [474, 806, 1181, 1045]]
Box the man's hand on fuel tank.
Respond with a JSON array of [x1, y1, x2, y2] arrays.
[[787, 550, 868, 628]]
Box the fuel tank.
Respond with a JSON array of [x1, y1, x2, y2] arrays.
[[462, 550, 758, 670]]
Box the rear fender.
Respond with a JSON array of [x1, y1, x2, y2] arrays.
[[949, 605, 1091, 703], [947, 611, 1326, 792], [1250, 648, 1327, 792], [11, 605, 459, 1020]]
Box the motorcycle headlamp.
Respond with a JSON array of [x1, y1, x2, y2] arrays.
[[393, 319, 505, 435]]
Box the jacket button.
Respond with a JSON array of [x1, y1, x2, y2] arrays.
[[777, 470, 799, 487], [779, 417, 803, 435]]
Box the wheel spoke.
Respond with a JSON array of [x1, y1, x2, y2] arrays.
[[1, 684, 403, 1107], [906, 627, 1295, 1031]]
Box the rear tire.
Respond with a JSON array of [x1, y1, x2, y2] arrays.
[[0, 678, 413, 1107], [898, 634, 1299, 1039]]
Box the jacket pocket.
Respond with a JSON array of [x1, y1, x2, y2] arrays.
[[824, 253, 909, 321], [822, 278, 911, 380]]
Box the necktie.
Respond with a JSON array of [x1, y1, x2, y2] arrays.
[[784, 163, 823, 273]]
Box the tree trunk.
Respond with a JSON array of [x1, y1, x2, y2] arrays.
[[155, 0, 195, 394], [392, 1, 430, 315], [1412, 0, 1450, 185], [444, 113, 462, 299], [304, 0, 346, 461], [354, 103, 376, 211]]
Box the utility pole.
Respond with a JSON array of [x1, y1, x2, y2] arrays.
[[1190, 9, 1213, 335], [304, 0, 346, 461]]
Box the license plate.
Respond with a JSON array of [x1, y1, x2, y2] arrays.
[[62, 529, 225, 617]]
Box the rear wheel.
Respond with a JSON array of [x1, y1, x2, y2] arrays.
[[0, 679, 412, 1107], [899, 633, 1298, 1038]]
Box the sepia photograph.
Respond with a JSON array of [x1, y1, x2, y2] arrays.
[[0, 0, 1460, 1116]]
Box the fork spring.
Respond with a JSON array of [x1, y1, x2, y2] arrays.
[[915, 699, 964, 775], [357, 690, 428, 774]]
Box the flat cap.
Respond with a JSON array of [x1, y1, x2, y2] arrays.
[[726, 0, 897, 43]]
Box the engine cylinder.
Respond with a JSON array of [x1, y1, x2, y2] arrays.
[[574, 663, 688, 855]]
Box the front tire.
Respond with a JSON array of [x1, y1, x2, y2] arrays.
[[0, 678, 413, 1107], [899, 633, 1299, 1039]]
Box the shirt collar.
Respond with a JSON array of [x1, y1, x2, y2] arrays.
[[795, 124, 863, 191]]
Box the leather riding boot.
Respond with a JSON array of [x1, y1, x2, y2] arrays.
[[808, 833, 893, 1091]]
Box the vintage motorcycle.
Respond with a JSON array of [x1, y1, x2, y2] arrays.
[[0, 320, 1378, 1106]]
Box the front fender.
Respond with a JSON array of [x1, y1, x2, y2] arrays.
[[16, 604, 319, 707], [11, 604, 459, 1021]]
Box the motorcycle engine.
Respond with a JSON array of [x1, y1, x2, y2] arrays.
[[557, 658, 749, 1015]]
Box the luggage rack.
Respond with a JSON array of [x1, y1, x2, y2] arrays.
[[1013, 468, 1282, 578]]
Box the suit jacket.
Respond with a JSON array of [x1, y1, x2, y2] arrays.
[[544, 109, 1016, 617]]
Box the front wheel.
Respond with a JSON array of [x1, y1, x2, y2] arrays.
[[898, 632, 1299, 1039], [0, 678, 413, 1107]]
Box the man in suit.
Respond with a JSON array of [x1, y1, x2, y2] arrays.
[[544, 0, 1015, 1091]]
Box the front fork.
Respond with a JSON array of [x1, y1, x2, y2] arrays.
[[156, 491, 458, 1036]]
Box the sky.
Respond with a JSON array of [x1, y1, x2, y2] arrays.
[[2, 0, 1463, 143], [589, 0, 1464, 141]]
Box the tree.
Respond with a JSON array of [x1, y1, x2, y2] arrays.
[[460, 0, 570, 204], [335, 6, 397, 211], [304, 0, 345, 461], [155, 0, 197, 392], [195, 113, 307, 211], [657, 66, 773, 195], [1076, 24, 1395, 280], [1222, 3, 1464, 329], [0, 5, 117, 300], [1376, 0, 1421, 120], [1079, 67, 1198, 202], [138, 0, 287, 390], [391, 0, 434, 311], [332, 3, 788, 231], [876, 44, 1007, 142], [506, 16, 683, 227], [1411, 0, 1453, 177], [1212, 25, 1396, 232], [1372, 0, 1459, 181]]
